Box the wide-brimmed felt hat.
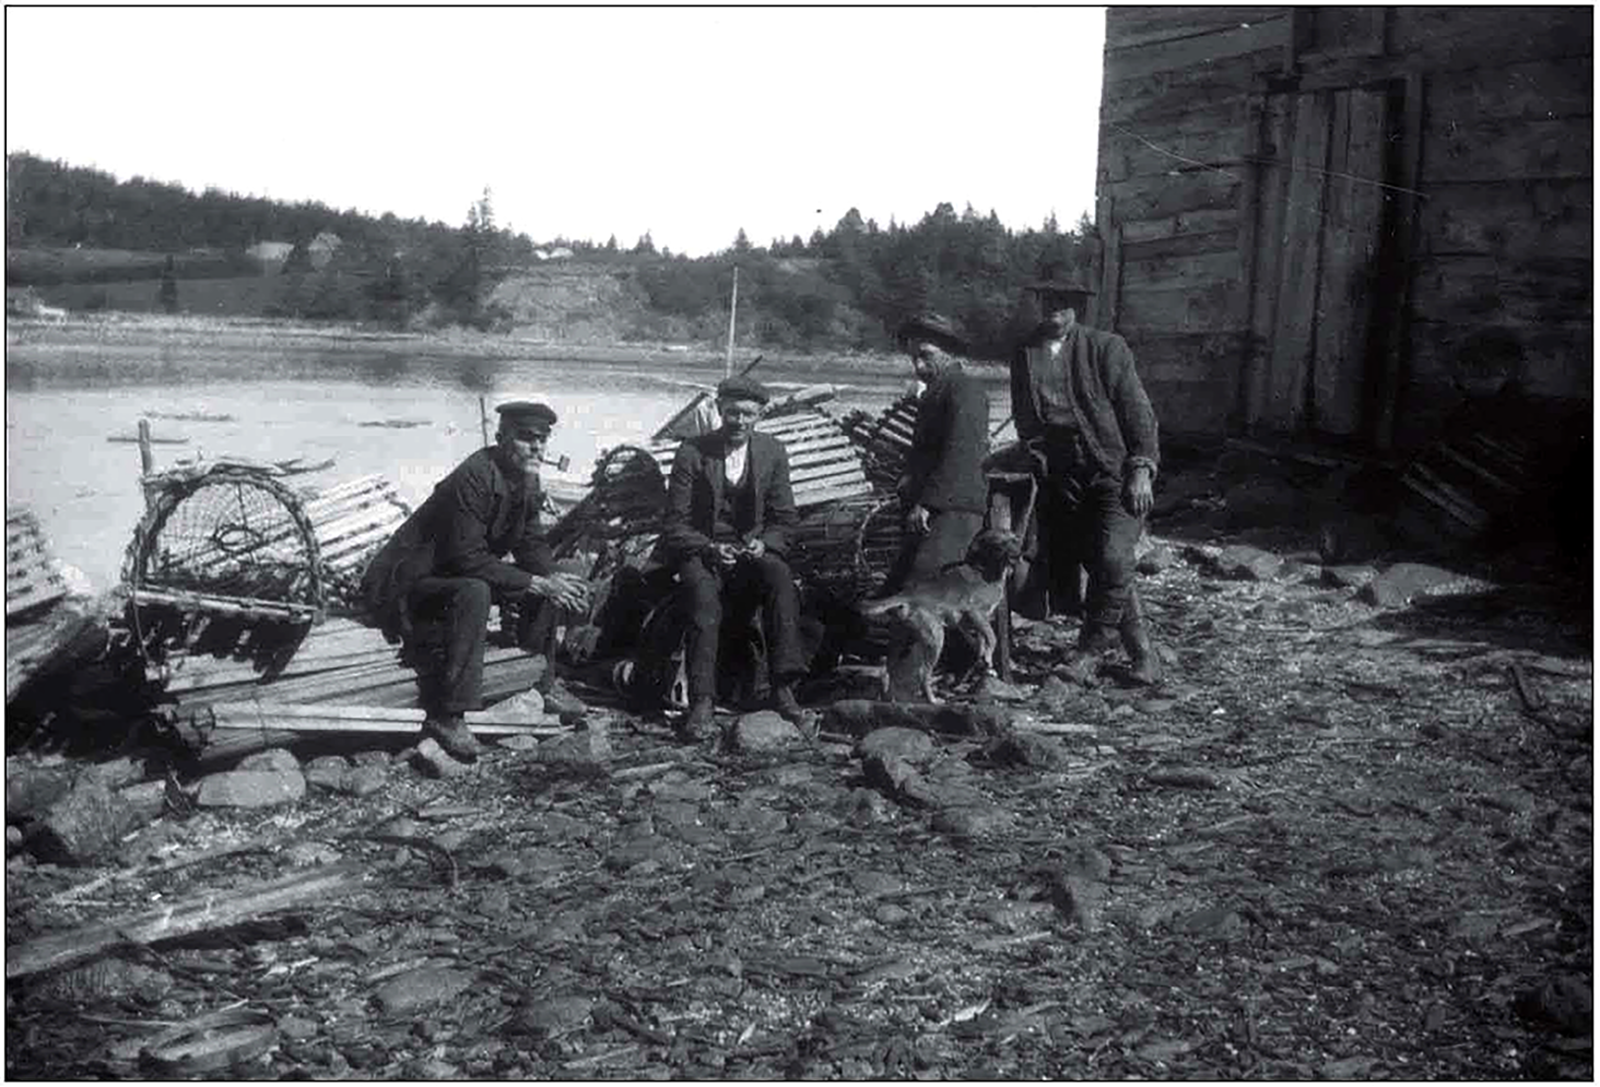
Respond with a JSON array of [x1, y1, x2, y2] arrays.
[[895, 313, 968, 355], [1024, 278, 1096, 298], [496, 400, 557, 436], [715, 374, 770, 404]]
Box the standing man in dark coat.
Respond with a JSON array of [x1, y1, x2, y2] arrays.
[[653, 375, 808, 739], [359, 401, 591, 760], [881, 313, 991, 594], [1011, 280, 1162, 684]]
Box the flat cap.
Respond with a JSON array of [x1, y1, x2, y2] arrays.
[[495, 400, 558, 432], [715, 374, 770, 404], [895, 313, 968, 355]]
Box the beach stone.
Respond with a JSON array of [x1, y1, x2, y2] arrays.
[[986, 729, 1071, 770], [729, 710, 803, 754], [651, 777, 715, 803], [26, 779, 154, 865], [195, 766, 307, 809], [343, 764, 387, 797], [1136, 542, 1178, 574], [117, 780, 168, 824], [970, 675, 1030, 702], [304, 756, 351, 792], [856, 727, 937, 766], [518, 995, 594, 1038], [373, 966, 475, 1015], [1034, 674, 1078, 714], [605, 834, 681, 872], [931, 804, 1016, 837], [239, 748, 301, 774], [495, 687, 545, 720], [278, 1015, 319, 1041], [1322, 564, 1377, 589], [1214, 544, 1283, 581], [411, 738, 470, 779], [5, 760, 75, 820], [852, 869, 906, 897], [285, 841, 343, 867], [495, 733, 543, 751], [1058, 874, 1107, 931], [724, 803, 788, 838], [351, 750, 393, 768], [534, 724, 612, 770], [1359, 562, 1460, 607]]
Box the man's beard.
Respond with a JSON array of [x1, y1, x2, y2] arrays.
[[722, 425, 751, 448]]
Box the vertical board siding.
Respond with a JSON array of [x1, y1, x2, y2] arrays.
[[1311, 87, 1390, 436], [1265, 92, 1334, 431]]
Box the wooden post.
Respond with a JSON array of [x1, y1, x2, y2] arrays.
[[988, 485, 1014, 681], [136, 418, 154, 475], [724, 266, 739, 377], [478, 395, 490, 448]]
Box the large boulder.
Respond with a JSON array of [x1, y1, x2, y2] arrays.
[[1359, 562, 1462, 607], [728, 711, 804, 754]]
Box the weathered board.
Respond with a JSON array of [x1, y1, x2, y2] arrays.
[[5, 508, 67, 619]]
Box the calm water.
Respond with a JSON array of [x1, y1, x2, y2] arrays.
[[6, 332, 995, 593]]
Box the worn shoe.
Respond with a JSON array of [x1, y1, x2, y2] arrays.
[[423, 715, 484, 762], [1119, 592, 1162, 687], [771, 684, 818, 737], [678, 697, 716, 741]]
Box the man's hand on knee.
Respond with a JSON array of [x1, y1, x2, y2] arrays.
[[527, 572, 592, 612]]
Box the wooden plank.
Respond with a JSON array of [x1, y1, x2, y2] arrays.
[[1426, 56, 1593, 124], [132, 588, 318, 622], [1115, 281, 1239, 335], [1410, 254, 1593, 327], [1265, 90, 1333, 431], [1120, 228, 1241, 263], [1120, 247, 1241, 293], [6, 863, 365, 981], [1102, 49, 1269, 127], [1374, 72, 1427, 451], [1103, 124, 1250, 186], [1311, 86, 1389, 436], [1104, 19, 1285, 82], [1419, 179, 1593, 261], [1120, 207, 1239, 244], [1388, 6, 1593, 70], [1423, 117, 1591, 185], [1105, 171, 1242, 222], [205, 701, 566, 734], [1106, 7, 1285, 51], [791, 463, 867, 487]]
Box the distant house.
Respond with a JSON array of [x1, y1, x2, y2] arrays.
[[247, 240, 294, 272], [307, 232, 342, 270], [531, 246, 574, 262], [1092, 7, 1592, 448]]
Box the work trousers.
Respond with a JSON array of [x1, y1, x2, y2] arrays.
[[677, 553, 804, 703], [1038, 473, 1142, 629], [405, 576, 492, 717], [879, 508, 985, 597]]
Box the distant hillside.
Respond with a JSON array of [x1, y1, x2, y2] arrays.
[[6, 150, 1100, 355]]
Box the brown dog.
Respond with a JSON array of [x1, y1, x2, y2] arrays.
[[859, 528, 1023, 702]]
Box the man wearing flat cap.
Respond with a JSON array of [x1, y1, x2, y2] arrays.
[[652, 374, 808, 739], [360, 400, 591, 760], [1011, 278, 1162, 685], [881, 313, 991, 594]]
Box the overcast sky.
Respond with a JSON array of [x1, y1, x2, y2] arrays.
[[6, 7, 1106, 256]]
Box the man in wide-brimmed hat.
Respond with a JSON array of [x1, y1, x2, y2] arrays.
[[651, 374, 810, 740], [359, 400, 592, 761], [880, 313, 991, 595], [1011, 276, 1162, 684]]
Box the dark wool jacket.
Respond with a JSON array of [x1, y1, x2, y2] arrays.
[[902, 364, 991, 515], [359, 447, 553, 639], [654, 430, 797, 567], [1011, 323, 1161, 480]]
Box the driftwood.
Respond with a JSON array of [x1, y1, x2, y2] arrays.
[[6, 860, 366, 981]]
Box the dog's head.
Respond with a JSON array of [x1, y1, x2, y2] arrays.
[[965, 528, 1023, 581]]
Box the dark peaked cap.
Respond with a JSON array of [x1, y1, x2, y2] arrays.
[[495, 400, 558, 432], [716, 374, 770, 404]]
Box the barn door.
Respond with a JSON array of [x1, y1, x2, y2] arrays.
[[1248, 85, 1397, 438]]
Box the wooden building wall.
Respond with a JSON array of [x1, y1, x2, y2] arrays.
[[1094, 6, 1593, 449]]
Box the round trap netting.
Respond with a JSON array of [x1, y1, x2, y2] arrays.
[[123, 464, 326, 619]]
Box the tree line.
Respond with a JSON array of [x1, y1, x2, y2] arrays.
[[5, 152, 1095, 355]]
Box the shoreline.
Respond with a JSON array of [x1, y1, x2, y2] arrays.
[[4, 311, 1011, 383]]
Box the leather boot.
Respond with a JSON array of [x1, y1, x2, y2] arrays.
[[1056, 620, 1118, 685], [1119, 592, 1162, 686], [679, 697, 716, 741]]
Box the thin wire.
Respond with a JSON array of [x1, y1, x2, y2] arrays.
[[1105, 120, 1428, 200]]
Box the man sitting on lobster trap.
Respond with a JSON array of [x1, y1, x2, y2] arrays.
[[634, 374, 816, 742], [359, 400, 593, 762]]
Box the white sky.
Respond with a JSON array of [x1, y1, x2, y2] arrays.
[[5, 7, 1106, 257]]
